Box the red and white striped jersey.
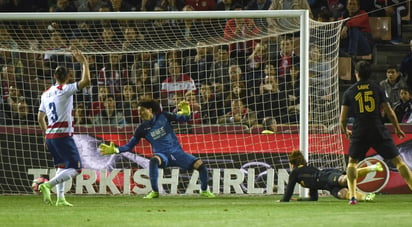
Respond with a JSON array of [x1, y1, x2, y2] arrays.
[[39, 83, 78, 139]]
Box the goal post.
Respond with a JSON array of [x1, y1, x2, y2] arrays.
[[0, 10, 345, 196]]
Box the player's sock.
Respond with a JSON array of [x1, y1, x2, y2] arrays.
[[56, 182, 65, 200], [48, 168, 78, 186], [197, 164, 209, 191], [370, 162, 383, 172], [149, 157, 160, 193]]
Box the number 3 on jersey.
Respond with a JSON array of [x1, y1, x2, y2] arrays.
[[49, 102, 59, 122], [355, 91, 375, 113]]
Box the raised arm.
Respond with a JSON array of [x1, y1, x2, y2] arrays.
[[71, 48, 90, 90]]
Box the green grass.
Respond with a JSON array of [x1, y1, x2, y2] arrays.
[[0, 194, 410, 227]]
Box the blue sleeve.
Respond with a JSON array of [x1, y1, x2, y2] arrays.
[[118, 136, 139, 153], [163, 111, 190, 123]]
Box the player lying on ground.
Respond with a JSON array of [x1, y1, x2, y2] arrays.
[[99, 98, 215, 198], [278, 150, 382, 202]]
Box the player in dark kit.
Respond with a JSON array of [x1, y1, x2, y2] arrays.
[[99, 98, 215, 199], [278, 150, 381, 202], [340, 61, 412, 205]]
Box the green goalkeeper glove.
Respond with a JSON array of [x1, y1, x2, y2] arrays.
[[177, 101, 191, 116], [99, 142, 119, 155]]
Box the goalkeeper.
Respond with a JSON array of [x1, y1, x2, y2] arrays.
[[278, 150, 382, 202], [99, 98, 215, 199]]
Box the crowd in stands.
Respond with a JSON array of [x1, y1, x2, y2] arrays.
[[0, 0, 411, 132]]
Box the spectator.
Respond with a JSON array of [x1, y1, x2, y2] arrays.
[[246, 42, 268, 95], [223, 4, 260, 66], [160, 60, 197, 111], [120, 84, 138, 124], [267, 0, 313, 34], [339, 0, 373, 59], [74, 103, 92, 125], [184, 41, 214, 87], [122, 27, 145, 57], [199, 82, 225, 124], [271, 35, 299, 85], [254, 73, 289, 123], [261, 116, 278, 134], [244, 0, 272, 28], [379, 65, 408, 106], [218, 99, 258, 128], [400, 39, 412, 88], [224, 81, 250, 110], [320, 0, 346, 20], [93, 94, 127, 125], [393, 87, 412, 123], [98, 53, 129, 98], [216, 0, 237, 10], [90, 85, 109, 117], [108, 0, 136, 11], [185, 0, 216, 11], [77, 0, 105, 12]]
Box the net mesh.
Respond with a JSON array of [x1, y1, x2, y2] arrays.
[[0, 11, 345, 195]]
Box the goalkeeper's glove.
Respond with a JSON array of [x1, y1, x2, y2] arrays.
[[177, 101, 191, 116], [99, 142, 119, 155]]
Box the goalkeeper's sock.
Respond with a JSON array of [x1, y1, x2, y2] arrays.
[[197, 164, 209, 191], [149, 158, 160, 192]]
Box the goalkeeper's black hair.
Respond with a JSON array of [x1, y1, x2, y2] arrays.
[[54, 66, 68, 83], [137, 98, 161, 113]]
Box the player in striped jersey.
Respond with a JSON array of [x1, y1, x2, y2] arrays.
[[37, 48, 90, 206]]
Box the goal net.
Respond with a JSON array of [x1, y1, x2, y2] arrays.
[[0, 10, 345, 195]]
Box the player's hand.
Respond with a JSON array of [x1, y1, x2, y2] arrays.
[[99, 142, 119, 155], [396, 129, 405, 139], [344, 129, 352, 139], [71, 47, 87, 64], [177, 101, 191, 116]]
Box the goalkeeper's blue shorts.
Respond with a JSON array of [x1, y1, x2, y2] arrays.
[[156, 150, 198, 170], [46, 136, 82, 169]]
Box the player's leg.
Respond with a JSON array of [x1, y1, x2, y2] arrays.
[[357, 162, 383, 177], [52, 168, 79, 206], [391, 155, 412, 190], [193, 159, 215, 198], [144, 155, 162, 199], [346, 157, 358, 204], [337, 188, 375, 201]]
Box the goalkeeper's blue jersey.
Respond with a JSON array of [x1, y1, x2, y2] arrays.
[[119, 111, 190, 154]]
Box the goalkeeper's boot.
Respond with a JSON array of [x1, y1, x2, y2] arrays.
[[348, 197, 358, 205], [365, 193, 376, 202], [371, 162, 383, 172], [56, 198, 73, 207], [200, 190, 216, 198], [143, 191, 159, 199], [39, 182, 52, 205]]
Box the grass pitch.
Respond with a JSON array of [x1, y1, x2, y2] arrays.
[[0, 194, 410, 227]]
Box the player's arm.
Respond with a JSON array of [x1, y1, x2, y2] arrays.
[[278, 171, 298, 202], [37, 111, 47, 132], [382, 102, 405, 138], [71, 48, 90, 90], [339, 105, 352, 139]]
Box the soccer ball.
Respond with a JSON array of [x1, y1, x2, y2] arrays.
[[31, 177, 48, 195]]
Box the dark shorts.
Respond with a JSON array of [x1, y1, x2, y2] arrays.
[[156, 150, 198, 170], [349, 124, 399, 160], [318, 169, 345, 198], [46, 136, 82, 169]]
